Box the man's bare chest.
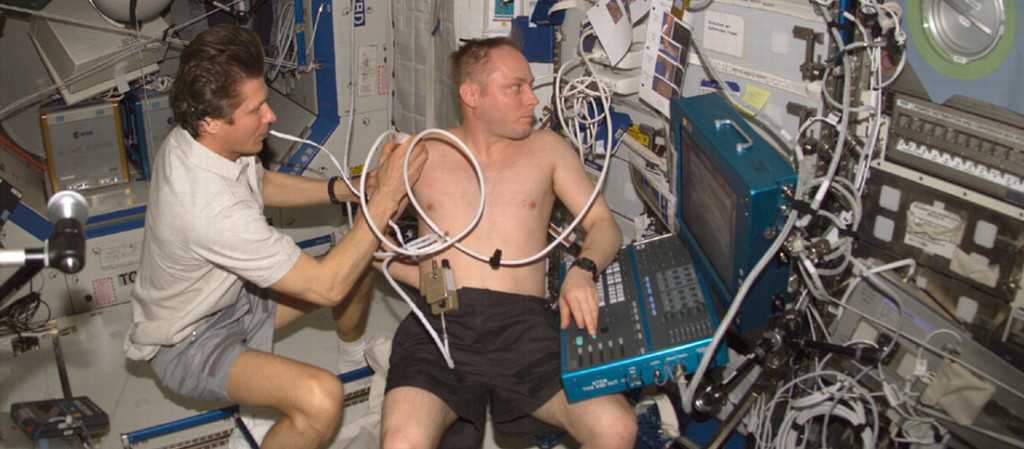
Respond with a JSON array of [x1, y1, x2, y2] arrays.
[[418, 157, 553, 213]]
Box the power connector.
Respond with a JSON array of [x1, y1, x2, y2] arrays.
[[390, 130, 410, 144], [590, 42, 645, 69], [12, 335, 40, 356], [882, 382, 903, 406], [622, 133, 667, 173], [594, 68, 640, 95]]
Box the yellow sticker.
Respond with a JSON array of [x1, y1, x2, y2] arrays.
[[626, 125, 650, 147], [742, 85, 771, 111]]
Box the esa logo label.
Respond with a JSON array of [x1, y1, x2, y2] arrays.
[[353, 0, 365, 27], [73, 130, 94, 139]]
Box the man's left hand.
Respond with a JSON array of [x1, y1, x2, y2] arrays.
[[558, 269, 599, 336]]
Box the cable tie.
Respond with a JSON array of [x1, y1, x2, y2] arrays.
[[836, 227, 859, 239], [489, 249, 502, 269], [789, 200, 813, 215]]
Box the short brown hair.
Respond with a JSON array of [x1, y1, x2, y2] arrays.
[[450, 37, 522, 94], [170, 25, 265, 137]]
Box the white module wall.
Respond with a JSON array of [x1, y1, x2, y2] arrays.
[[681, 0, 829, 141], [392, 0, 458, 132]]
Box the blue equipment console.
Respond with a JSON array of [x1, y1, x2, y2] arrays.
[[671, 93, 796, 333], [122, 88, 174, 181], [560, 234, 728, 403]]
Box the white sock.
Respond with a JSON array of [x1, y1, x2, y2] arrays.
[[337, 335, 369, 374], [338, 335, 368, 357]]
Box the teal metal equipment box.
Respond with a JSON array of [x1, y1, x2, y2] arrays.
[[671, 93, 796, 333]]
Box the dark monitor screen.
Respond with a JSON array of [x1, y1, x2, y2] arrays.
[[679, 132, 736, 291]]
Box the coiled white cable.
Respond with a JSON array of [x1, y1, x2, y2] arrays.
[[357, 125, 613, 267], [268, 128, 478, 368], [356, 128, 487, 258]]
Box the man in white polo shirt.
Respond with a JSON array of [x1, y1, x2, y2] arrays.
[[123, 24, 425, 449]]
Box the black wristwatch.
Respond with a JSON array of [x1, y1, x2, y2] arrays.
[[328, 176, 345, 205], [570, 257, 600, 282]]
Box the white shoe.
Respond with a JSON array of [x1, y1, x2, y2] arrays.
[[228, 406, 279, 449]]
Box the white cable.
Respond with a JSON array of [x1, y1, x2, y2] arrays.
[[798, 253, 831, 301], [273, 112, 609, 366], [831, 263, 1024, 404], [380, 256, 455, 368], [0, 0, 239, 120], [829, 257, 912, 339], [778, 400, 874, 449], [267, 130, 363, 200], [356, 128, 486, 258], [304, 3, 325, 61], [0, 2, 190, 46], [689, 33, 798, 164], [757, 370, 879, 449], [848, 8, 889, 194], [807, 306, 830, 343], [444, 137, 613, 266], [267, 0, 296, 81], [682, 211, 798, 413], [809, 24, 852, 211], [365, 48, 618, 265], [863, 257, 917, 276], [267, 128, 463, 367], [794, 115, 839, 164]]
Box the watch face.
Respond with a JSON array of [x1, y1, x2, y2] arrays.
[[908, 0, 1016, 79]]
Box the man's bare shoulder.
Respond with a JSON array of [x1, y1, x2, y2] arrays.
[[528, 128, 570, 145], [526, 129, 586, 168], [423, 127, 464, 149], [520, 129, 576, 158]]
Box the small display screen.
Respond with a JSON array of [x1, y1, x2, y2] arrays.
[[680, 134, 736, 291]]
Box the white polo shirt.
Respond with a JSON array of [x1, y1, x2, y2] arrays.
[[124, 127, 301, 361]]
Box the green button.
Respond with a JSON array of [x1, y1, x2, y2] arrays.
[[575, 336, 583, 346]]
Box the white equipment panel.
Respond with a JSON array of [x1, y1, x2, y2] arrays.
[[680, 0, 828, 139]]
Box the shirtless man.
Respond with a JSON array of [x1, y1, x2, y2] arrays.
[[380, 37, 637, 449]]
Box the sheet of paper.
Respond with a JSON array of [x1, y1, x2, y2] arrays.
[[588, 0, 636, 64], [703, 10, 745, 58], [624, 0, 653, 24], [486, 0, 517, 36], [639, 0, 691, 116]]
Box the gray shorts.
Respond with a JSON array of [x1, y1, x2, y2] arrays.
[[149, 284, 277, 402]]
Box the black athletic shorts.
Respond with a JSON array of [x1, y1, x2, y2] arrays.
[[386, 287, 562, 433]]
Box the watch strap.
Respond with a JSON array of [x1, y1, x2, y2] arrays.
[[328, 176, 344, 205], [570, 257, 600, 282]]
